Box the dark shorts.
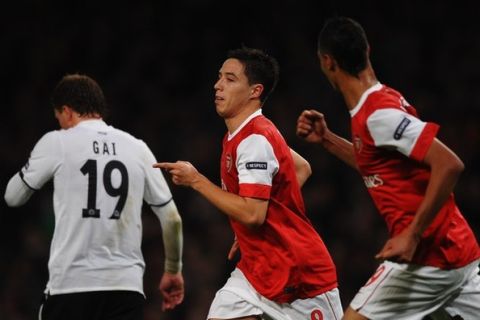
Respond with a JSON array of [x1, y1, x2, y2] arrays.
[[39, 290, 145, 320]]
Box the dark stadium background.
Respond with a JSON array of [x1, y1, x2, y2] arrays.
[[1, 1, 479, 319]]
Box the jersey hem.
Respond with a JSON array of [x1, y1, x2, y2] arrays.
[[45, 286, 145, 297], [239, 183, 271, 199], [410, 123, 439, 161], [148, 197, 173, 207], [19, 171, 38, 191]]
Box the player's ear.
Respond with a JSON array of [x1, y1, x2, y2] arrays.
[[250, 84, 264, 99], [60, 105, 78, 125], [323, 54, 337, 72]]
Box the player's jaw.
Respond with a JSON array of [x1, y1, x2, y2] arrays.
[[214, 93, 227, 116]]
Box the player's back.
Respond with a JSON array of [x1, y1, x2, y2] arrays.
[[44, 119, 151, 295], [351, 84, 480, 269]]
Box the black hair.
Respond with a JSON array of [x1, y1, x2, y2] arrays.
[[227, 46, 279, 104], [317, 16, 369, 77], [51, 74, 108, 117]]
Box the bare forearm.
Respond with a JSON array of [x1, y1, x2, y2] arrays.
[[410, 164, 462, 237], [322, 131, 358, 170], [290, 148, 312, 187], [191, 174, 267, 227]]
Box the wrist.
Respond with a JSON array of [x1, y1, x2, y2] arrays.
[[406, 224, 422, 243], [165, 260, 182, 274], [190, 173, 207, 191], [321, 130, 334, 149]]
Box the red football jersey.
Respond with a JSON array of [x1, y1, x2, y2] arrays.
[[350, 83, 480, 269], [220, 110, 337, 303]]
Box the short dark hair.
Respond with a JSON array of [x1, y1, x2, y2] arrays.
[[317, 16, 369, 77], [51, 74, 108, 117], [227, 46, 279, 104]]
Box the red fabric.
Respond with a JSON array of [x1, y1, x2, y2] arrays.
[[409, 122, 439, 161], [238, 183, 271, 200], [351, 85, 480, 269], [221, 114, 337, 303]]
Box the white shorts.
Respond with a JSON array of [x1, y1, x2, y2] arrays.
[[350, 259, 480, 320], [207, 268, 343, 320]]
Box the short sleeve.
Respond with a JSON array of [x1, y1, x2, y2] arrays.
[[20, 131, 62, 190], [236, 134, 279, 199], [142, 143, 173, 206], [367, 108, 439, 160]]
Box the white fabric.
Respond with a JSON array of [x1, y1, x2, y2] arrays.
[[6, 119, 175, 295], [236, 134, 279, 186], [350, 259, 480, 320], [4, 173, 34, 206], [151, 201, 183, 273], [208, 268, 343, 320], [227, 109, 263, 140], [349, 82, 382, 117], [367, 108, 427, 156]]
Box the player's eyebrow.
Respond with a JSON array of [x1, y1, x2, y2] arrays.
[[219, 71, 239, 79]]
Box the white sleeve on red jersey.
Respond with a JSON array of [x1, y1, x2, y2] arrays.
[[367, 108, 427, 157], [236, 134, 279, 186]]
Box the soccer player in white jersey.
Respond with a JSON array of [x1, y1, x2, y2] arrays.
[[4, 74, 184, 320], [155, 47, 343, 320], [296, 16, 480, 320]]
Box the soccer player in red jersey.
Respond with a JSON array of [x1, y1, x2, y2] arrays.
[[297, 16, 480, 320], [155, 47, 343, 320]]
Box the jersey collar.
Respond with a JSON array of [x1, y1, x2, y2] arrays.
[[74, 118, 108, 129], [349, 82, 382, 117], [227, 109, 262, 141]]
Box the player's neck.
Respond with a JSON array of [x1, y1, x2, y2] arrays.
[[224, 103, 261, 134], [71, 113, 102, 127], [340, 66, 378, 110]]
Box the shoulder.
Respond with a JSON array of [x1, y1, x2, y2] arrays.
[[366, 86, 422, 120], [368, 86, 401, 107], [109, 125, 149, 148], [249, 115, 280, 138], [362, 86, 412, 117], [35, 130, 61, 147]]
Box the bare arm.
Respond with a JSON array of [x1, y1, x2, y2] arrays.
[[154, 161, 268, 228], [410, 138, 464, 236], [296, 109, 358, 170], [375, 138, 464, 262], [290, 148, 312, 187]]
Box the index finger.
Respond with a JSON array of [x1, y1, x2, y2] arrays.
[[153, 162, 176, 169], [305, 109, 324, 120]]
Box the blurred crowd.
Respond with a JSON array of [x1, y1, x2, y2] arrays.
[[1, 1, 479, 319]]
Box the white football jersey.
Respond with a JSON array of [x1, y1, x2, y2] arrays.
[[19, 119, 172, 295]]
